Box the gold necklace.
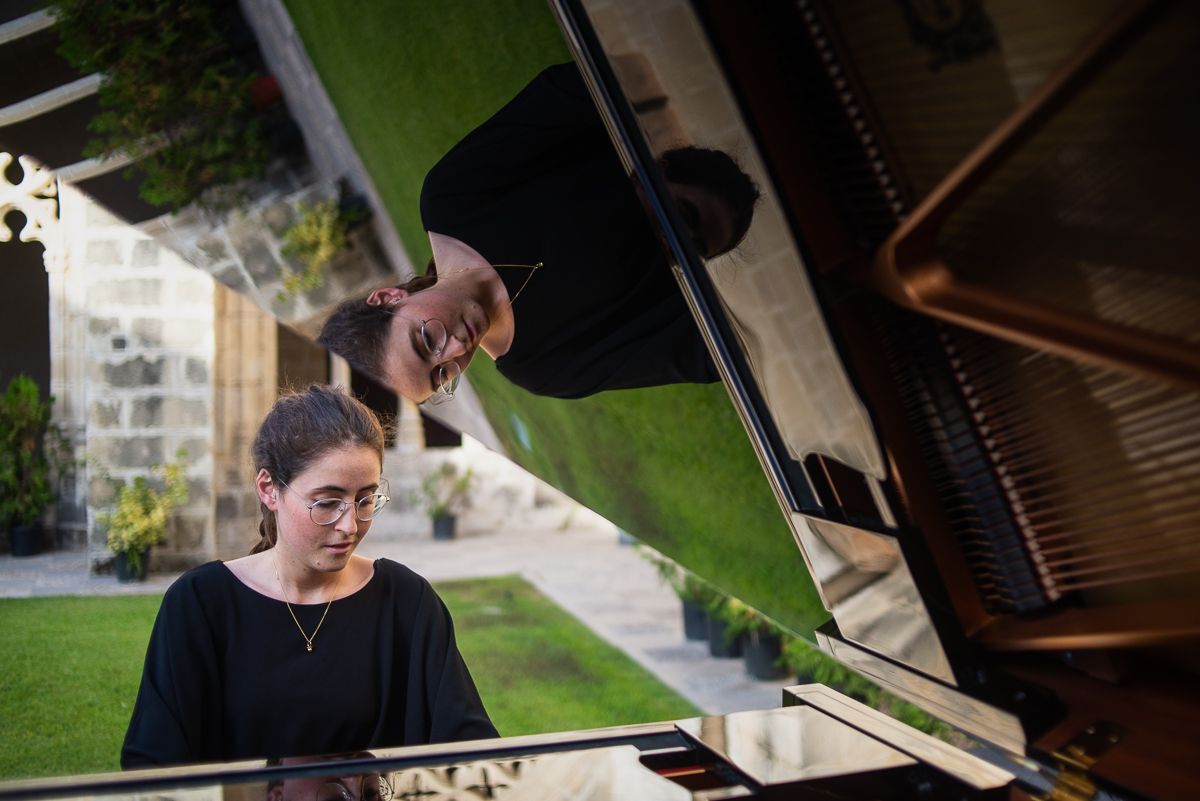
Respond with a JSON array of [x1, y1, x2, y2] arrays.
[[492, 262, 542, 306], [271, 549, 340, 653]]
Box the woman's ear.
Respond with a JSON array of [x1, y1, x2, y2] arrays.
[[366, 287, 408, 307], [255, 468, 278, 510]]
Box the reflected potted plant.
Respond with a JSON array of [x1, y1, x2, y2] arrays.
[[277, 191, 370, 301], [413, 462, 474, 541], [102, 450, 189, 581], [0, 375, 70, 557], [644, 551, 721, 641], [706, 596, 749, 659], [740, 610, 791, 681]]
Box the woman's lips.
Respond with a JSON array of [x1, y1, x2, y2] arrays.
[[325, 542, 353, 553]]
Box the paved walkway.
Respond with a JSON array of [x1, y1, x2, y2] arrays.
[[0, 510, 791, 716]]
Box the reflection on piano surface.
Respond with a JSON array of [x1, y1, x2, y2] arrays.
[[3, 0, 1198, 799]]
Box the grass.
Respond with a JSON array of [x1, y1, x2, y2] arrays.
[[0, 594, 162, 779], [283, 0, 827, 634], [0, 578, 698, 780]]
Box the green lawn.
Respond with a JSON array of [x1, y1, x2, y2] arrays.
[[0, 578, 698, 780], [283, 1, 826, 634]]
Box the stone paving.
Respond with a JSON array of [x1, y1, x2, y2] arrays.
[[0, 507, 793, 717]]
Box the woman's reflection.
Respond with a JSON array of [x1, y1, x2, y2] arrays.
[[267, 754, 392, 801], [318, 63, 758, 401]]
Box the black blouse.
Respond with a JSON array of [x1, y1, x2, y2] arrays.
[[420, 63, 717, 399], [121, 559, 497, 767]]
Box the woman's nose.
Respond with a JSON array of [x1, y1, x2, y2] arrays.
[[335, 505, 360, 534], [440, 332, 470, 359]]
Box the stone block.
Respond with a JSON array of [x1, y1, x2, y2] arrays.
[[132, 319, 163, 348], [91, 436, 165, 469], [215, 493, 240, 519], [240, 236, 282, 284], [170, 514, 208, 551], [90, 278, 165, 306], [85, 240, 121, 264], [195, 235, 230, 263], [214, 263, 251, 295], [103, 356, 165, 388], [87, 474, 124, 506], [88, 317, 119, 336], [130, 396, 163, 427], [269, 288, 296, 318], [165, 397, 210, 427], [184, 357, 209, 384], [262, 201, 296, 238], [131, 240, 161, 268], [178, 439, 209, 466], [162, 318, 205, 351], [183, 478, 211, 509], [88, 400, 122, 428]]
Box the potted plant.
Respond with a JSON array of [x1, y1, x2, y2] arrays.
[[277, 193, 370, 301], [102, 450, 189, 581], [413, 462, 474, 541], [0, 375, 71, 557], [644, 551, 721, 641]]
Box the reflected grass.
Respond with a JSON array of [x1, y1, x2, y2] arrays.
[[438, 575, 699, 734], [284, 0, 826, 635]]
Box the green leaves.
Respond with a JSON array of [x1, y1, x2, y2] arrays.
[[102, 449, 189, 566], [53, 0, 270, 211], [277, 199, 351, 301], [0, 376, 65, 528]]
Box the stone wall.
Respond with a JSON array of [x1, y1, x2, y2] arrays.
[[57, 186, 217, 571]]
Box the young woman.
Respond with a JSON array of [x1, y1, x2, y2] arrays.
[[121, 386, 496, 767]]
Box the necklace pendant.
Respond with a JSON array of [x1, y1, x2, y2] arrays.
[[305, 642, 313, 653]]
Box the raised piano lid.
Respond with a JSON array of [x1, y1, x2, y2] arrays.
[[546, 0, 1200, 799], [548, 0, 958, 689]]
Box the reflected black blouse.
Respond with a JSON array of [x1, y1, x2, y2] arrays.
[[121, 559, 496, 767], [420, 63, 718, 399]]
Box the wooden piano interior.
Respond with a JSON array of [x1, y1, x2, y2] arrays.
[[694, 0, 1200, 797]]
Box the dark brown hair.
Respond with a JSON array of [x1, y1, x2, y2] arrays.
[[316, 270, 438, 386], [660, 146, 761, 255], [250, 385, 386, 553]]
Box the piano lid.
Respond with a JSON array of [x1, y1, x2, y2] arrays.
[[547, 1, 1200, 798]]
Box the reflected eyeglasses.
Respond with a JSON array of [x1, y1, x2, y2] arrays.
[[275, 478, 391, 526], [416, 318, 461, 405]]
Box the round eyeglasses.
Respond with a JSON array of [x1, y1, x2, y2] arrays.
[[276, 478, 391, 526], [417, 319, 461, 404]]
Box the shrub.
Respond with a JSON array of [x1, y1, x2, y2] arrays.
[[102, 450, 189, 575]]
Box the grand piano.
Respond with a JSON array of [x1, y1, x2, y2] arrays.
[[3, 0, 1197, 799]]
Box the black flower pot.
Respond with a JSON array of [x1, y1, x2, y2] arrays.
[[10, 523, 42, 557], [115, 548, 151, 582], [707, 617, 743, 658], [743, 628, 788, 680], [432, 514, 457, 541], [682, 599, 708, 641]]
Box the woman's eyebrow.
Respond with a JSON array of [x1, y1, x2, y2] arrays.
[[308, 482, 380, 495]]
